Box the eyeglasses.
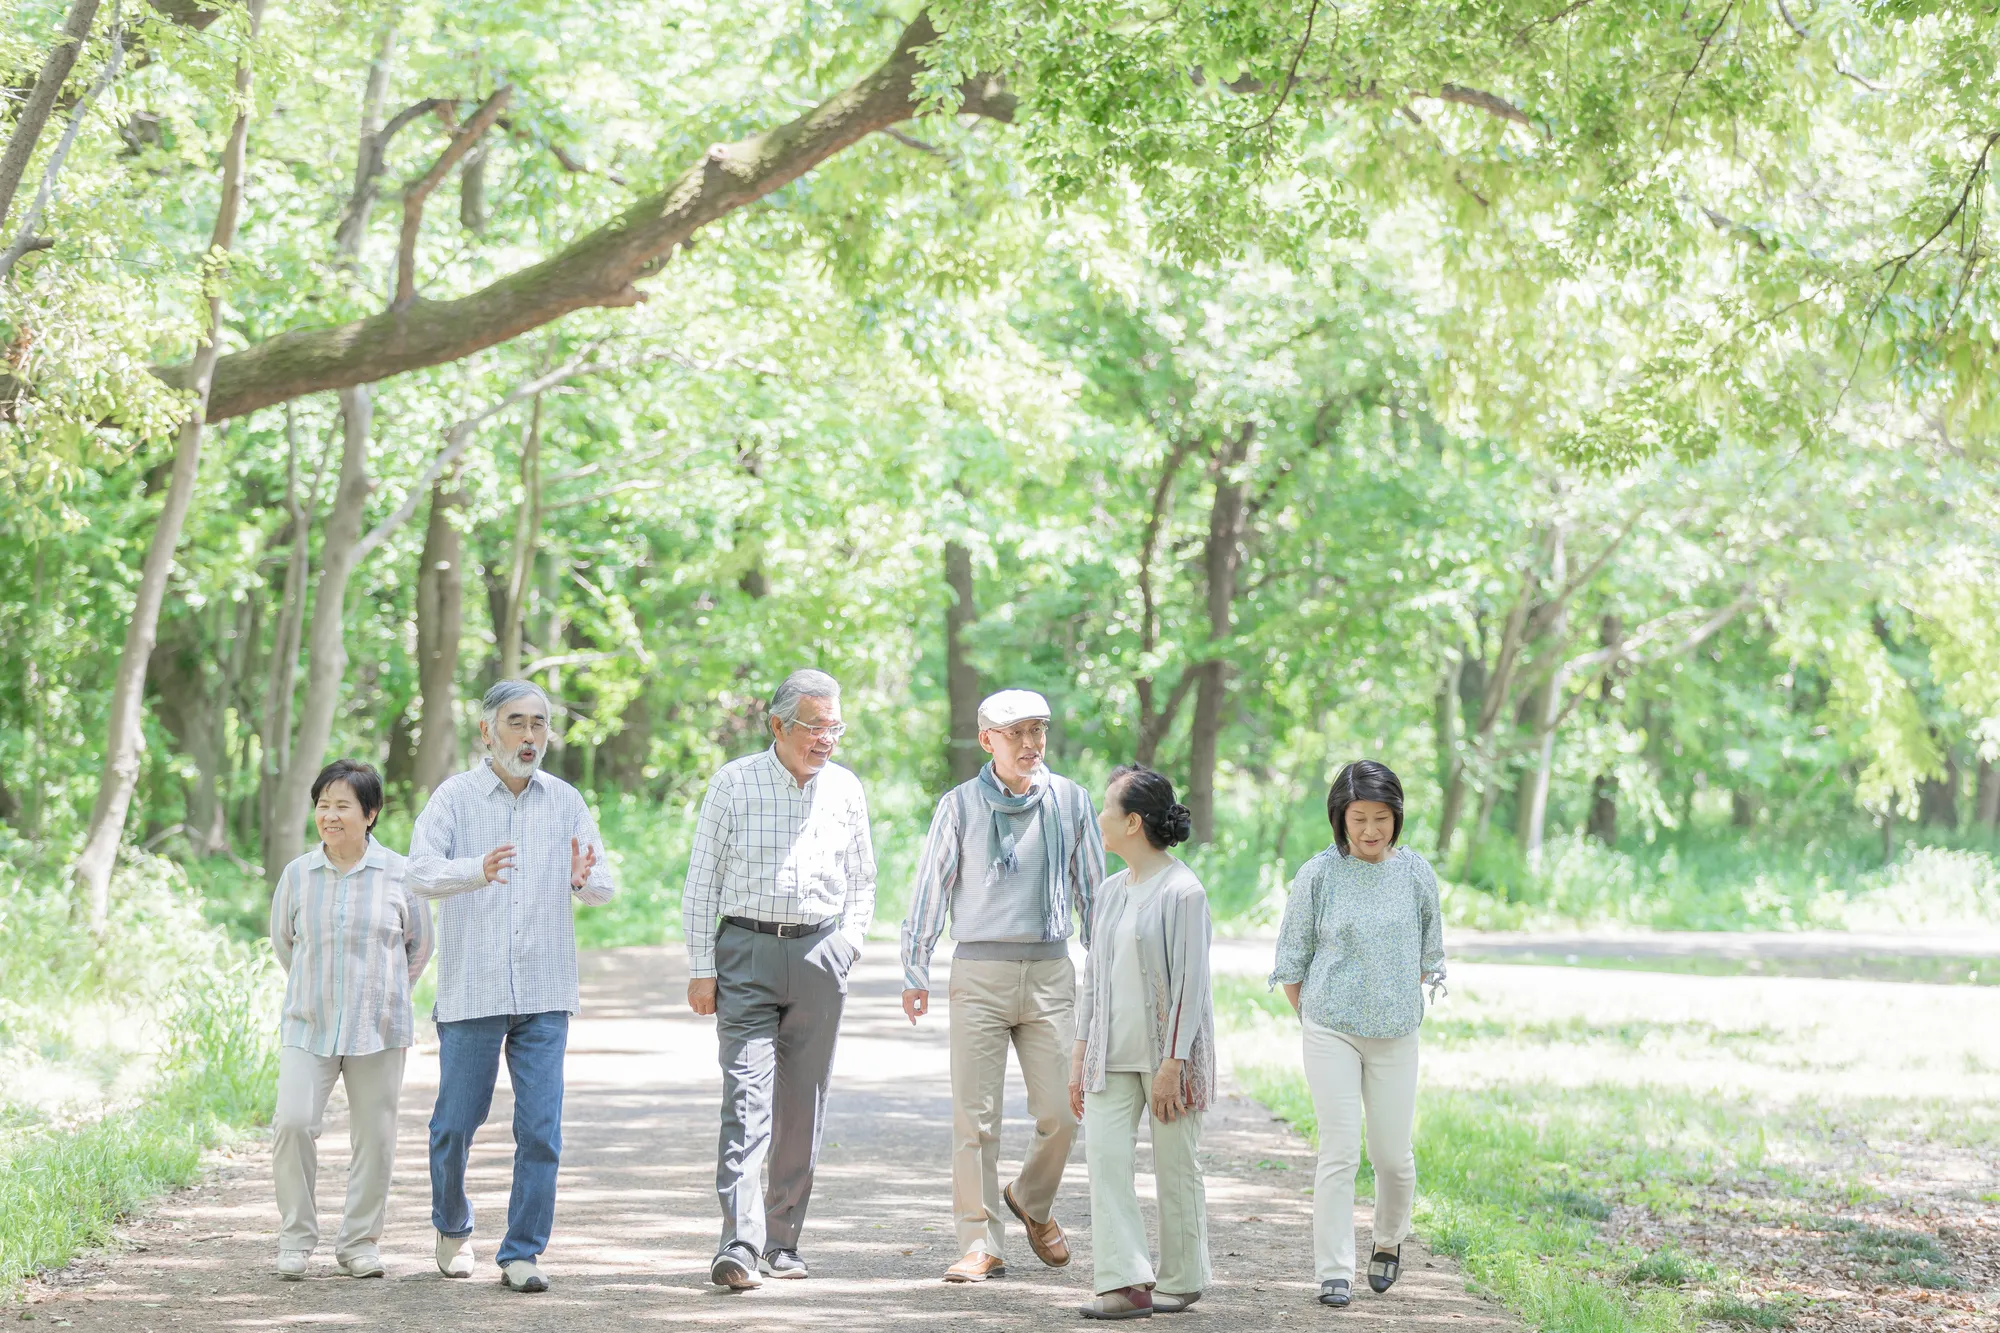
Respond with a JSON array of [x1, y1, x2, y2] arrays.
[[994, 721, 1049, 743], [787, 720, 848, 741]]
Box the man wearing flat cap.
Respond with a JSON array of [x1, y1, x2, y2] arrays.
[[900, 688, 1105, 1284]]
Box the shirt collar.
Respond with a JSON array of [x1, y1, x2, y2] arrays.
[[312, 835, 386, 873]]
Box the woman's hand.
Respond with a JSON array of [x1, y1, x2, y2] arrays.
[[1151, 1058, 1186, 1123], [1069, 1040, 1087, 1121], [1282, 982, 1303, 1014]]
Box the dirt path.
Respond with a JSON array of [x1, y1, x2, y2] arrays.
[[30, 948, 1515, 1331]]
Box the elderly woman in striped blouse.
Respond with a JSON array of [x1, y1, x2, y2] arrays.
[[269, 759, 433, 1281]]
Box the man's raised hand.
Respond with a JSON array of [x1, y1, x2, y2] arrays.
[[570, 837, 597, 888], [482, 843, 517, 885]]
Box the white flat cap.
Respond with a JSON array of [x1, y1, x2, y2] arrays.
[[978, 689, 1051, 732]]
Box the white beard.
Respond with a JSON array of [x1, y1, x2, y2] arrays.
[[494, 745, 543, 780]]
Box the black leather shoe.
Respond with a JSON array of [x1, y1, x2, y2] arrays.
[[1320, 1279, 1351, 1307], [762, 1248, 809, 1279], [1368, 1246, 1401, 1293]]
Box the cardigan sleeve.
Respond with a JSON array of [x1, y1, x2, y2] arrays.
[[1163, 871, 1212, 1063]]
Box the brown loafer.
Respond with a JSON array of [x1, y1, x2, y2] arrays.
[[1079, 1285, 1154, 1319], [1004, 1181, 1071, 1268], [944, 1251, 1007, 1283]]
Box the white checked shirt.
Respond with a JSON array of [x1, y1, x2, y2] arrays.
[[407, 758, 617, 1023], [269, 837, 433, 1056], [682, 748, 877, 979]]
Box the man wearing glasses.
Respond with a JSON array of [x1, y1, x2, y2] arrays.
[[683, 668, 877, 1290], [900, 689, 1106, 1283], [408, 679, 616, 1294]]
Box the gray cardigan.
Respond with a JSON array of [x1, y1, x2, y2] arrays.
[[1076, 859, 1217, 1111]]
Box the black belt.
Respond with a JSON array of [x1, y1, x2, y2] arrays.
[[722, 915, 834, 939]]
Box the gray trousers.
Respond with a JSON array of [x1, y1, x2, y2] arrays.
[[713, 919, 853, 1260]]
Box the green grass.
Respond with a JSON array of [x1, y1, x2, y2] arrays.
[[1, 845, 279, 1291], [1809, 1216, 1964, 1289], [1627, 1249, 1713, 1287], [1455, 950, 1999, 987]]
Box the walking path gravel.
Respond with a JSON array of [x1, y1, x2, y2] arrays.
[[30, 948, 1515, 1332]]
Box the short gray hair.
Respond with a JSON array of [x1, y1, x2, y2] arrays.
[[769, 669, 840, 726], [482, 679, 551, 724]]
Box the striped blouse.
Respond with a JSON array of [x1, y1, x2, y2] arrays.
[[270, 838, 435, 1056]]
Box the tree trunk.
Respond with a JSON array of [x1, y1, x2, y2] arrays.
[[1515, 530, 1567, 866], [460, 142, 488, 233], [1918, 750, 1959, 829], [1432, 650, 1464, 854], [1186, 425, 1253, 845], [71, 0, 264, 929], [262, 385, 372, 879], [0, 0, 103, 236], [412, 477, 465, 795], [944, 539, 982, 784], [498, 393, 543, 681], [1437, 558, 1541, 858], [148, 605, 230, 853], [1977, 758, 1999, 828], [1731, 789, 1758, 828], [1134, 438, 1197, 767], [1586, 773, 1618, 845]]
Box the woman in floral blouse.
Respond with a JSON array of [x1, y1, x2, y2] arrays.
[[1269, 759, 1445, 1309]]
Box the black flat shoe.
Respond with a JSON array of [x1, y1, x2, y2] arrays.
[[1320, 1279, 1351, 1307], [1368, 1246, 1401, 1293]]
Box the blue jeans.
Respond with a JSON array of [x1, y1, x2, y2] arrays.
[[430, 1011, 569, 1266]]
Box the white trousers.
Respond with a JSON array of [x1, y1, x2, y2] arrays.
[[272, 1044, 406, 1260], [1300, 1019, 1419, 1283], [1083, 1071, 1211, 1296]]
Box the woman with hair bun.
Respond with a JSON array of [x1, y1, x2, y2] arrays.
[[1068, 765, 1215, 1320], [1269, 759, 1445, 1309]]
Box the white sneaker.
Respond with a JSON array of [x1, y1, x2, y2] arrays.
[[276, 1250, 309, 1280], [435, 1231, 474, 1278], [500, 1258, 549, 1292], [339, 1252, 385, 1278]]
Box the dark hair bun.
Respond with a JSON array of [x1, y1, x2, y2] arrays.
[[1111, 764, 1191, 850], [1150, 802, 1193, 848]]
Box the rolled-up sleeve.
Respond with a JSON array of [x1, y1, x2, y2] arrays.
[[1268, 861, 1317, 988], [403, 887, 435, 984], [269, 863, 298, 972], [681, 769, 735, 980], [406, 785, 487, 900], [570, 795, 617, 907], [840, 783, 877, 954]]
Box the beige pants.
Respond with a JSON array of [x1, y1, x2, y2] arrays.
[[947, 955, 1078, 1260], [1301, 1019, 1419, 1283], [1084, 1071, 1210, 1296], [273, 1044, 406, 1261]]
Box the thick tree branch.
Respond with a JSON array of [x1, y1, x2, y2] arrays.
[[1435, 83, 1534, 128], [0, 3, 124, 279], [158, 13, 1015, 422], [394, 87, 511, 310]]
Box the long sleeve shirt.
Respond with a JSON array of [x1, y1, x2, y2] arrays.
[[406, 759, 616, 1023], [681, 748, 877, 980], [898, 770, 1105, 992], [269, 837, 433, 1056], [1268, 844, 1446, 1039]]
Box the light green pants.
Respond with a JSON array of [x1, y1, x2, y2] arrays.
[[1083, 1071, 1211, 1296]]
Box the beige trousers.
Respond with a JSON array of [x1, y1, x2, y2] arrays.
[[947, 955, 1078, 1260], [1084, 1071, 1210, 1296], [273, 1044, 406, 1261], [1301, 1019, 1419, 1282]]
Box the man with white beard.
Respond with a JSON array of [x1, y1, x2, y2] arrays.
[[407, 680, 615, 1293]]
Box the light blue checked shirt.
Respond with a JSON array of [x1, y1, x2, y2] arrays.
[[270, 837, 434, 1056], [407, 758, 617, 1023]]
